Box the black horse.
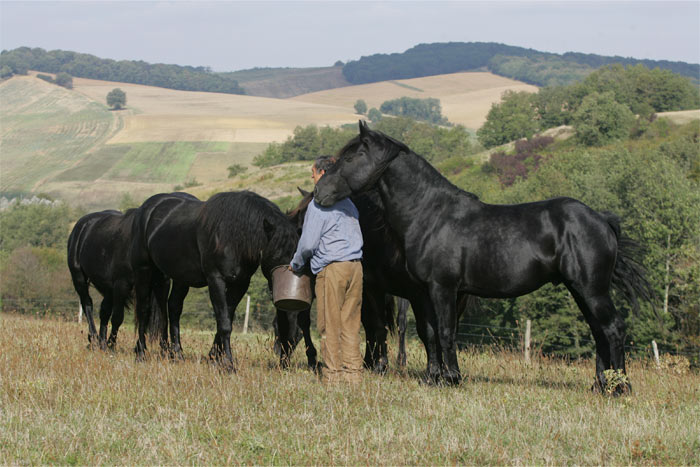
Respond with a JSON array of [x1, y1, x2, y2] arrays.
[[67, 209, 165, 349], [288, 188, 470, 375], [130, 191, 312, 371], [315, 121, 652, 393]]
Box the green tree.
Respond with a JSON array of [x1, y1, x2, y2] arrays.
[[354, 99, 367, 115], [572, 91, 635, 146], [477, 91, 539, 148], [106, 88, 126, 110], [367, 108, 382, 122]]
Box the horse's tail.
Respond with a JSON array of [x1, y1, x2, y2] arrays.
[[132, 290, 167, 342], [604, 213, 655, 312]]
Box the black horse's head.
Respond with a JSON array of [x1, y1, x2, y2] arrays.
[[286, 187, 314, 236], [314, 120, 408, 207]]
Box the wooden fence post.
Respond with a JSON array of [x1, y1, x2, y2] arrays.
[[652, 340, 660, 368], [524, 319, 531, 363], [242, 295, 250, 334]]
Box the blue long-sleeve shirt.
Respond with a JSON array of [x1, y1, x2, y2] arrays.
[[290, 198, 363, 274]]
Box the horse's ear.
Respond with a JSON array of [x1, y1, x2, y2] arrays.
[[263, 218, 276, 240], [297, 186, 311, 197], [359, 120, 369, 138]]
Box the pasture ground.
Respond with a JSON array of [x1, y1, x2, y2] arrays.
[[2, 313, 698, 464]]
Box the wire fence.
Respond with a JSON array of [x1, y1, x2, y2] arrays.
[[3, 296, 699, 361]]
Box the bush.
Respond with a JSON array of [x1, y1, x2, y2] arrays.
[[227, 164, 248, 178], [54, 72, 73, 89]]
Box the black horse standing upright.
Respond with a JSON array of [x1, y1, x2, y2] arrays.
[[67, 209, 165, 349], [315, 121, 652, 393], [130, 191, 308, 370], [288, 188, 470, 375]]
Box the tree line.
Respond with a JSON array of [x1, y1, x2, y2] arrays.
[[477, 64, 700, 148], [253, 117, 475, 168], [0, 47, 245, 94], [341, 42, 700, 87]]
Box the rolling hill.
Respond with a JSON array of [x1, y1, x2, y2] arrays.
[[0, 70, 539, 209]]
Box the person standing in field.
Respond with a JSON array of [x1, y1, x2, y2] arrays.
[[290, 155, 364, 383]]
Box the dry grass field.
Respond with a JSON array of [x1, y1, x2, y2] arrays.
[[291, 72, 539, 129], [71, 76, 359, 144], [1, 313, 699, 465]]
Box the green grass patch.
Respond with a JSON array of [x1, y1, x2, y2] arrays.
[[53, 145, 132, 182], [105, 142, 229, 183]]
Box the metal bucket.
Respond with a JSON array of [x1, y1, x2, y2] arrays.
[[271, 265, 312, 312]]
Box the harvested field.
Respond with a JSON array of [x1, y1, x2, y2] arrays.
[[292, 72, 538, 129]]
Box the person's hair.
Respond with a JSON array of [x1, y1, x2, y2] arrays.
[[314, 155, 336, 173]]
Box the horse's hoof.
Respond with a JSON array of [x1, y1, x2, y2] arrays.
[[372, 360, 388, 375]]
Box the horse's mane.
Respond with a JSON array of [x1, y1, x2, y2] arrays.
[[337, 130, 480, 202], [199, 191, 298, 264]]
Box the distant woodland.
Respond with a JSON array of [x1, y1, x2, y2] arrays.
[[0, 47, 245, 94], [342, 42, 700, 87], [3, 42, 698, 97]]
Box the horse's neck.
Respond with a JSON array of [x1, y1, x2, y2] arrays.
[[377, 151, 469, 232]]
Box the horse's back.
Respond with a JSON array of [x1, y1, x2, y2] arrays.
[[132, 192, 204, 284]]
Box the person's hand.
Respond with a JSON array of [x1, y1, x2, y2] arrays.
[[287, 265, 293, 271]]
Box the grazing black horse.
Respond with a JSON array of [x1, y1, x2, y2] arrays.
[[288, 188, 470, 376], [130, 191, 308, 371], [315, 121, 652, 393], [67, 209, 165, 349]]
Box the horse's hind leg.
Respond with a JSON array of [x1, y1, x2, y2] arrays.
[[71, 274, 98, 347], [569, 287, 630, 395], [98, 294, 113, 350], [107, 291, 127, 350], [167, 282, 189, 360]]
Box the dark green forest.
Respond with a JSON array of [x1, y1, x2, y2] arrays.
[[342, 42, 700, 87], [0, 47, 245, 94]]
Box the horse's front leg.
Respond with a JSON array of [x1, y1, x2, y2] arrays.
[[206, 274, 250, 372], [428, 284, 461, 385], [275, 308, 294, 369], [396, 297, 409, 368], [298, 307, 318, 370], [411, 296, 442, 384], [362, 288, 389, 373]]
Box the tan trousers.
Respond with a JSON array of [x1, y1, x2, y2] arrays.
[[315, 261, 364, 383]]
